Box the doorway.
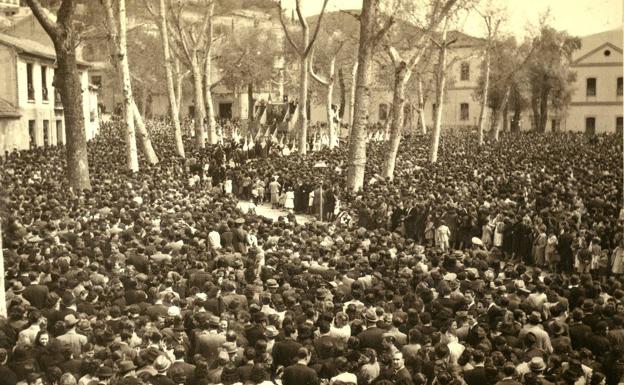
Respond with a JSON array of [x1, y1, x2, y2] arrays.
[[219, 103, 232, 120]]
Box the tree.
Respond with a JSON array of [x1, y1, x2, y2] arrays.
[[25, 0, 91, 191], [346, 0, 395, 191], [309, 34, 344, 149], [104, 0, 138, 171], [278, 0, 329, 155], [475, 35, 534, 140], [475, 2, 503, 145], [145, 0, 185, 157], [429, 17, 451, 164], [216, 27, 279, 121], [381, 0, 459, 179], [168, 0, 216, 147], [102, 0, 159, 166], [527, 25, 580, 132]]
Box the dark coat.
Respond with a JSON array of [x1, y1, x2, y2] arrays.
[[464, 366, 488, 385], [272, 338, 302, 368], [22, 285, 49, 309], [282, 363, 319, 385]]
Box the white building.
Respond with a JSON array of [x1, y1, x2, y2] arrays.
[[0, 32, 99, 154], [564, 28, 623, 134]]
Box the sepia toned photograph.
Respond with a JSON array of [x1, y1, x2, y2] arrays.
[[0, 0, 622, 384]]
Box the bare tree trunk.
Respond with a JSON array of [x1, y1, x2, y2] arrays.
[[346, 0, 378, 190], [26, 0, 91, 191], [174, 57, 184, 119], [298, 54, 309, 154], [326, 58, 336, 149], [139, 86, 148, 118], [191, 57, 206, 147], [382, 68, 408, 179], [349, 60, 358, 131], [247, 83, 254, 121], [478, 48, 490, 145], [531, 90, 539, 131], [338, 67, 346, 120], [417, 76, 427, 134], [429, 21, 448, 164], [0, 221, 6, 318], [493, 86, 511, 141], [538, 86, 549, 133], [511, 104, 521, 132], [204, 42, 217, 144], [158, 0, 184, 157], [132, 101, 159, 164], [118, 0, 138, 172], [502, 103, 509, 132]]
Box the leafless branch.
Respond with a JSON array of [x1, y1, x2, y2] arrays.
[[278, 0, 302, 55], [303, 0, 329, 57]]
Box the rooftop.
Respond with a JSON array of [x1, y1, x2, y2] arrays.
[[0, 31, 90, 66]]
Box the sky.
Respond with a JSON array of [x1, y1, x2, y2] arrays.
[[282, 0, 623, 39]]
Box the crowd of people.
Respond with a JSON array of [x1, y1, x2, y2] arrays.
[[0, 118, 623, 385]]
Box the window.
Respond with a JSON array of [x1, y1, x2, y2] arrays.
[[41, 66, 48, 101], [585, 117, 596, 135], [551, 119, 560, 132], [27, 63, 34, 101], [43, 120, 49, 147], [617, 77, 623, 96], [586, 78, 596, 97], [460, 62, 470, 81], [379, 103, 388, 121], [28, 120, 36, 148], [460, 103, 469, 121], [91, 75, 102, 88], [56, 120, 63, 145], [617, 116, 623, 132]]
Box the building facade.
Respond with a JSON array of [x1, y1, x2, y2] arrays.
[[0, 32, 99, 154], [564, 28, 623, 134]]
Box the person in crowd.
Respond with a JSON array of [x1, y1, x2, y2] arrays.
[[0, 120, 622, 385]]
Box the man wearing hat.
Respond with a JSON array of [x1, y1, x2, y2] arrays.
[[151, 356, 173, 385], [6, 281, 30, 307], [233, 218, 248, 254], [94, 366, 115, 384], [118, 360, 137, 378], [195, 315, 226, 366], [57, 314, 87, 358], [357, 308, 385, 353], [519, 312, 553, 354]]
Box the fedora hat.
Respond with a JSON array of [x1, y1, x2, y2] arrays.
[[95, 365, 114, 378], [582, 299, 595, 312], [153, 355, 171, 373], [64, 314, 80, 327], [529, 357, 546, 372], [118, 360, 136, 374], [364, 308, 378, 323]]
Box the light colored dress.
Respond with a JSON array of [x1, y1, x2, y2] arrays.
[[284, 191, 295, 210], [612, 247, 624, 274]]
